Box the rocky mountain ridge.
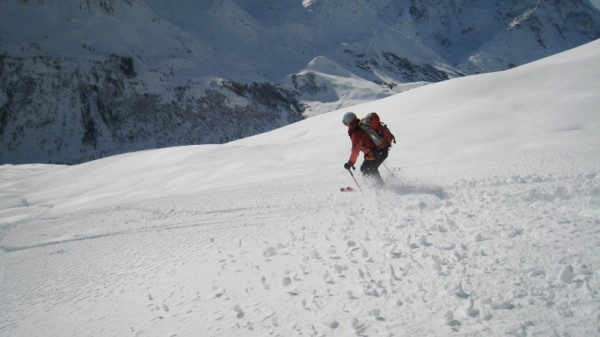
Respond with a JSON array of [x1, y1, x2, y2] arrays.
[[1, 0, 599, 164]]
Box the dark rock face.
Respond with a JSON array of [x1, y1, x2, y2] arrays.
[[0, 55, 303, 164]]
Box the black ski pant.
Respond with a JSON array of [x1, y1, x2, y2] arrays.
[[360, 149, 388, 186]]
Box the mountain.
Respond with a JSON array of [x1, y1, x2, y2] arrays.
[[1, 0, 599, 164], [1, 39, 599, 337]]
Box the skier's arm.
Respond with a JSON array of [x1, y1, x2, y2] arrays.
[[348, 135, 361, 165]]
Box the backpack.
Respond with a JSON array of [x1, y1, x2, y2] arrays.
[[359, 112, 396, 150]]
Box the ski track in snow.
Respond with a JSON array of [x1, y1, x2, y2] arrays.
[[1, 167, 599, 337]]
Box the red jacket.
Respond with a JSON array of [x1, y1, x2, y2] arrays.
[[347, 119, 376, 165]]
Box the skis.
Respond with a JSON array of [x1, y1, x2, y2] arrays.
[[342, 165, 398, 193]]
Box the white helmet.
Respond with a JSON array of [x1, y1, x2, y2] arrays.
[[342, 112, 357, 126]]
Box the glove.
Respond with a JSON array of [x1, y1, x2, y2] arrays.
[[344, 162, 355, 170]]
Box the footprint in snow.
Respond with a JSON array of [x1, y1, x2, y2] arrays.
[[448, 282, 470, 299], [368, 308, 385, 321], [287, 289, 300, 296], [559, 264, 575, 283], [233, 305, 244, 319], [466, 299, 480, 318], [347, 291, 358, 300], [263, 246, 277, 258], [213, 287, 226, 298], [419, 235, 432, 247], [445, 311, 461, 330], [490, 300, 516, 310], [261, 276, 270, 290], [309, 247, 321, 259], [351, 318, 367, 335]]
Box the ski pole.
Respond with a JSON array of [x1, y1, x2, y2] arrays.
[[346, 167, 363, 192], [382, 163, 396, 176]]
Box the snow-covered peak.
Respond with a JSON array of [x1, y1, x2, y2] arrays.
[[1, 1, 599, 164], [306, 56, 353, 77]]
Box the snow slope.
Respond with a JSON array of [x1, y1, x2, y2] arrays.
[[0, 40, 599, 336]]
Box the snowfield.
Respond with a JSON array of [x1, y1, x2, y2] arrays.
[[1, 40, 600, 337]]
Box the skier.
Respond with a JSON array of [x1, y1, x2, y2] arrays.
[[342, 112, 389, 187]]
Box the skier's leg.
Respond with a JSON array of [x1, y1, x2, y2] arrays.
[[360, 160, 374, 176], [372, 149, 388, 187], [372, 168, 385, 186], [361, 160, 385, 187]]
